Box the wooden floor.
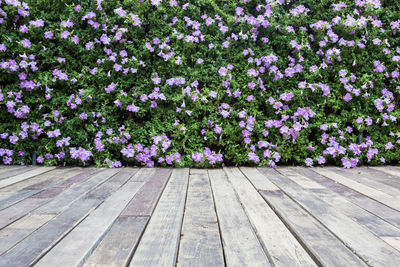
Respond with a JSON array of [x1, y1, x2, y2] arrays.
[[0, 166, 400, 266]]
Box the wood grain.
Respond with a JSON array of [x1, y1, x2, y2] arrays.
[[122, 168, 172, 216], [312, 167, 400, 212], [129, 168, 189, 267], [227, 167, 316, 266], [0, 167, 56, 189], [208, 169, 271, 267], [83, 216, 149, 267], [177, 170, 224, 267], [259, 167, 400, 266], [35, 179, 144, 267]]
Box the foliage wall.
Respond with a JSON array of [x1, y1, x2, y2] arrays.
[[0, 0, 399, 168]]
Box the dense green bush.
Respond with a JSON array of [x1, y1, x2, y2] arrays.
[[0, 0, 399, 167]]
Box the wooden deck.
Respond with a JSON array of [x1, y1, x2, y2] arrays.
[[0, 166, 400, 266]]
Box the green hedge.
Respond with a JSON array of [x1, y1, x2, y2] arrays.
[[0, 0, 399, 167]]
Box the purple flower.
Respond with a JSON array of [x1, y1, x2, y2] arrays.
[[317, 156, 326, 165], [71, 35, 79, 44], [385, 142, 393, 150], [114, 7, 126, 17], [0, 44, 6, 51], [36, 156, 44, 164], [343, 93, 352, 102], [21, 39, 31, 48], [218, 67, 228, 77], [61, 31, 70, 39], [85, 42, 94, 50], [192, 152, 204, 162], [44, 31, 54, 39], [305, 158, 313, 167]]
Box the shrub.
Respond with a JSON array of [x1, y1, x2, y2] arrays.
[[0, 0, 399, 168]]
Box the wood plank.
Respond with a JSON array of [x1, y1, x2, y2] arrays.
[[0, 166, 38, 180], [34, 168, 119, 214], [0, 169, 116, 229], [0, 198, 100, 267], [0, 189, 41, 211], [0, 198, 49, 230], [382, 237, 400, 251], [0, 167, 86, 193], [0, 214, 55, 255], [0, 167, 57, 189], [0, 168, 137, 257], [0, 168, 139, 266], [278, 168, 400, 238], [0, 168, 86, 210], [227, 167, 316, 266], [356, 167, 400, 191], [259, 190, 367, 266], [312, 168, 400, 212], [35, 179, 144, 267], [83, 216, 149, 267], [276, 167, 324, 189], [122, 168, 172, 216], [208, 169, 271, 267], [85, 168, 139, 200], [240, 167, 279, 190], [327, 167, 400, 198], [294, 167, 400, 230], [31, 168, 100, 199], [128, 167, 155, 182], [129, 168, 189, 267], [0, 165, 23, 172], [189, 168, 205, 175], [177, 170, 224, 267], [371, 166, 400, 178], [258, 167, 400, 266]]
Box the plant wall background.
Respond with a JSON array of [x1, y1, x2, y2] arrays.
[[0, 0, 399, 168]]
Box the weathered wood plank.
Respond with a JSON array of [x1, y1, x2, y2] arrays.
[[327, 167, 400, 198], [294, 167, 400, 230], [34, 168, 119, 214], [0, 198, 49, 230], [276, 167, 324, 189], [35, 179, 144, 267], [83, 216, 149, 267], [0, 169, 115, 229], [189, 168, 205, 175], [240, 167, 279, 191], [0, 214, 55, 255], [227, 167, 316, 266], [85, 168, 139, 200], [0, 198, 100, 267], [129, 167, 155, 182], [0, 168, 87, 210], [122, 168, 172, 216], [371, 166, 400, 178], [0, 167, 57, 189], [177, 170, 224, 267], [0, 168, 143, 267], [129, 168, 189, 267], [0, 166, 38, 180], [382, 237, 400, 251], [0, 167, 85, 193], [0, 189, 41, 211], [278, 168, 400, 238], [354, 167, 400, 191], [312, 168, 400, 212], [259, 189, 367, 266], [208, 169, 271, 267], [31, 168, 100, 199], [259, 167, 400, 266]]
